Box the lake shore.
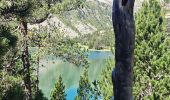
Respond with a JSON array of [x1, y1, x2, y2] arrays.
[[89, 49, 111, 52]]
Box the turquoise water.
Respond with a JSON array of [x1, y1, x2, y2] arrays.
[[66, 87, 77, 100], [39, 51, 113, 99]]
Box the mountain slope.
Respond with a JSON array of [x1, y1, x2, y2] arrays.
[[28, 0, 147, 38], [56, 0, 113, 36], [28, 0, 113, 38]]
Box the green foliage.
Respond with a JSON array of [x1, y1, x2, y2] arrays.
[[75, 29, 114, 50], [164, 0, 170, 3], [74, 59, 115, 100], [34, 89, 48, 100], [0, 0, 47, 18], [0, 72, 24, 100], [0, 0, 87, 99], [75, 58, 114, 100], [0, 25, 17, 68], [50, 75, 66, 100], [98, 58, 114, 99], [0, 25, 17, 53], [49, 38, 89, 67], [134, 0, 170, 99], [75, 68, 92, 100], [50, 0, 86, 14], [30, 24, 89, 67], [0, 0, 87, 100], [91, 80, 101, 100], [0, 0, 85, 23]]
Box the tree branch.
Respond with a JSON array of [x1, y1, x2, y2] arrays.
[[0, 2, 31, 16], [28, 13, 50, 24]]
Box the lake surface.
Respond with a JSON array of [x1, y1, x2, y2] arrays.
[[39, 51, 113, 99]]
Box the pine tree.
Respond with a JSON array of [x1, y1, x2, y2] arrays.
[[0, 0, 86, 99], [0, 25, 17, 68], [0, 72, 24, 100], [134, 0, 170, 99], [75, 68, 92, 100], [98, 58, 114, 99], [50, 75, 66, 100], [0, 1, 50, 99]]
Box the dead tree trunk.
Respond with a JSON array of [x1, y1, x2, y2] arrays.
[[20, 17, 32, 100], [112, 0, 135, 100]]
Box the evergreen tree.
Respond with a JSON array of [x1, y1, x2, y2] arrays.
[[0, 72, 24, 100], [0, 0, 86, 99], [0, 25, 17, 68], [75, 68, 92, 100], [0, 1, 50, 99], [34, 89, 48, 100], [50, 75, 66, 100], [134, 0, 170, 99], [98, 58, 114, 99]]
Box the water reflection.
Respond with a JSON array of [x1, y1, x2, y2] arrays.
[[39, 51, 113, 99]]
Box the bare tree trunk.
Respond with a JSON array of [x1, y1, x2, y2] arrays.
[[112, 0, 135, 100], [20, 17, 32, 100]]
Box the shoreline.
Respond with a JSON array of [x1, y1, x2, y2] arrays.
[[29, 47, 112, 52], [89, 49, 111, 51]]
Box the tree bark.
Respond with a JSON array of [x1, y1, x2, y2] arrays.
[[112, 0, 135, 100], [20, 17, 32, 100]]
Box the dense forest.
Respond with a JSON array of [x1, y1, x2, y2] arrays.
[[0, 0, 170, 100]]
